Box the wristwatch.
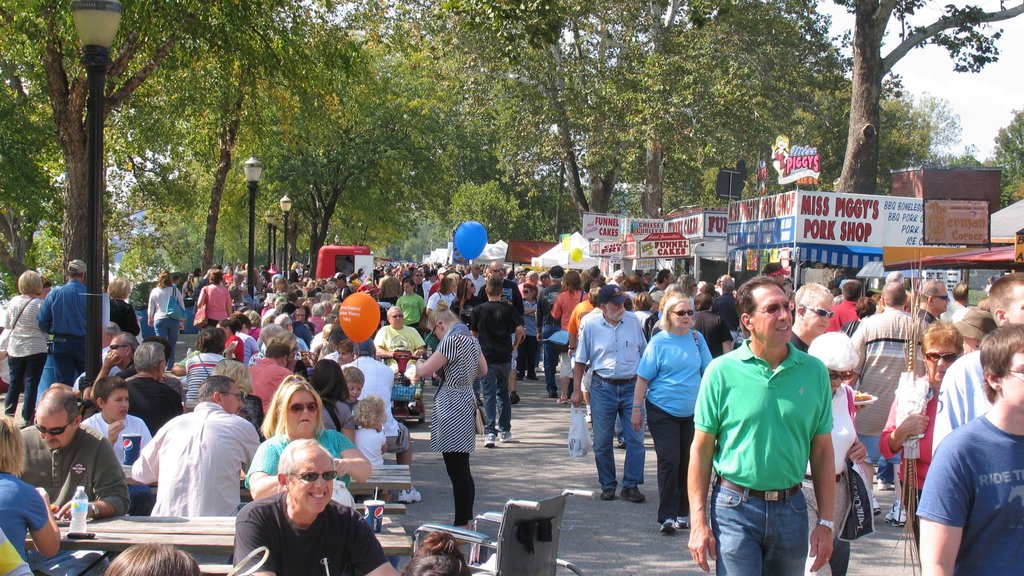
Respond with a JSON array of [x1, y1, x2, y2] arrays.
[[817, 519, 834, 534]]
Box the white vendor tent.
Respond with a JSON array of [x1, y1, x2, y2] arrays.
[[531, 233, 599, 269], [473, 240, 509, 263]]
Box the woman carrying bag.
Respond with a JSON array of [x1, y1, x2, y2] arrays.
[[148, 271, 186, 363], [194, 270, 232, 328], [1, 271, 48, 424]]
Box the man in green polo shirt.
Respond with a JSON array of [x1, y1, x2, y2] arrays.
[[687, 276, 836, 575]]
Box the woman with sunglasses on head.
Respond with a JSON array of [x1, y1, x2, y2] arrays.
[[805, 332, 870, 576], [880, 321, 962, 540], [246, 376, 370, 501], [631, 294, 712, 534]]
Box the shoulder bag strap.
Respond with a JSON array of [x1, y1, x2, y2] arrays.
[[7, 297, 34, 331]]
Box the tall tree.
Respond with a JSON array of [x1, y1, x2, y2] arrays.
[[835, 0, 1024, 194], [993, 109, 1024, 207]]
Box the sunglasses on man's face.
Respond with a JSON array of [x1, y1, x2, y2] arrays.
[[292, 470, 338, 483], [35, 418, 75, 436], [801, 306, 834, 319], [289, 402, 319, 414]]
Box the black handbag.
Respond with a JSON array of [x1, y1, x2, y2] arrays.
[[839, 459, 874, 541]]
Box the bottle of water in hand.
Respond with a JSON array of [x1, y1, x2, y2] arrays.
[[69, 486, 88, 533]]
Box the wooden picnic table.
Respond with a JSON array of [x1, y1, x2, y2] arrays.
[[349, 464, 412, 495], [33, 515, 412, 557]]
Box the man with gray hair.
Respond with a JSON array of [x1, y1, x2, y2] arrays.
[[234, 439, 398, 576], [274, 313, 309, 352], [133, 375, 259, 516], [917, 278, 949, 326], [37, 259, 89, 387], [790, 283, 834, 353], [126, 341, 183, 435]]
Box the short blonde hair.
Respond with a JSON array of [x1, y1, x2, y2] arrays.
[[342, 366, 364, 386], [18, 270, 43, 296], [213, 359, 253, 394], [0, 416, 24, 476], [659, 294, 693, 332], [354, 395, 385, 428], [108, 276, 131, 300], [262, 375, 323, 439]]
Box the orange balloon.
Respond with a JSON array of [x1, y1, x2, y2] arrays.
[[338, 293, 381, 343]]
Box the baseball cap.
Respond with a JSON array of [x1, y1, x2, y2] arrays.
[[549, 265, 565, 280], [954, 308, 996, 341], [597, 284, 626, 305], [67, 259, 87, 275]]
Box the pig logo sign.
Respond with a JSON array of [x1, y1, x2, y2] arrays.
[[771, 135, 820, 187]]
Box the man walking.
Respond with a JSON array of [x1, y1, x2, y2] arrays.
[[37, 260, 88, 387], [688, 276, 835, 574], [711, 277, 740, 346], [571, 284, 647, 502], [471, 277, 524, 448]]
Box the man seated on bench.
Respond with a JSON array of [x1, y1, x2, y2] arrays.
[[234, 439, 398, 576]]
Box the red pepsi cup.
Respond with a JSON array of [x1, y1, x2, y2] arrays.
[[363, 499, 384, 533], [122, 434, 141, 465]]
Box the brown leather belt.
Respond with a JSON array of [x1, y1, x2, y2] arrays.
[[716, 477, 801, 502], [805, 473, 843, 483]]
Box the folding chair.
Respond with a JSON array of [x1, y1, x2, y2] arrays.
[[413, 490, 589, 575]]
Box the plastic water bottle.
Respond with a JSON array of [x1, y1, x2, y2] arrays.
[[69, 486, 88, 533]]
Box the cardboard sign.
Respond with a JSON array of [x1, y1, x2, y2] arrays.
[[638, 232, 690, 258], [582, 213, 623, 240], [665, 210, 728, 239], [923, 200, 990, 246]]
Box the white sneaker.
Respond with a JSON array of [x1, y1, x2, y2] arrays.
[[398, 487, 422, 503], [499, 431, 514, 443], [675, 516, 690, 530], [885, 502, 906, 526], [484, 434, 496, 448]]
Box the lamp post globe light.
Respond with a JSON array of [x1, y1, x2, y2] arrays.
[[279, 195, 292, 277], [72, 0, 121, 388], [243, 157, 262, 299]]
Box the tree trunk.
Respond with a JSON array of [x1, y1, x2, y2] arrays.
[[0, 212, 35, 280], [643, 142, 664, 217], [59, 125, 90, 267], [588, 166, 619, 214], [201, 88, 245, 270], [837, 4, 885, 195]]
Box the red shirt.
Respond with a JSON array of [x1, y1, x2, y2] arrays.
[[224, 335, 244, 362], [249, 358, 293, 412], [827, 300, 859, 332]]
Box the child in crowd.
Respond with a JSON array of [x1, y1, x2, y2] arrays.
[[81, 376, 152, 463], [341, 366, 364, 413], [354, 396, 387, 468]]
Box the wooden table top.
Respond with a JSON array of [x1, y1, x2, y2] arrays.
[[123, 464, 412, 493], [38, 514, 411, 556]]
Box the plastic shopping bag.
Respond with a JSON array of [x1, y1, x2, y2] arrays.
[[568, 405, 592, 458]]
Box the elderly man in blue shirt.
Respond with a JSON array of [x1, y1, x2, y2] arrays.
[[572, 284, 648, 502], [37, 260, 89, 387]]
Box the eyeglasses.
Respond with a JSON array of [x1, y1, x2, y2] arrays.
[[672, 309, 695, 317], [289, 402, 319, 414], [924, 352, 959, 363], [292, 471, 338, 483], [389, 313, 403, 319], [35, 418, 75, 436], [828, 371, 855, 382], [801, 306, 834, 319], [927, 293, 950, 301], [109, 344, 131, 350], [757, 303, 788, 316]]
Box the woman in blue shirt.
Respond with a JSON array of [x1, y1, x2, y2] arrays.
[[631, 294, 712, 534], [0, 416, 59, 562]]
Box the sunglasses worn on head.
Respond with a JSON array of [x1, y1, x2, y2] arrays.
[[292, 471, 338, 483], [801, 306, 834, 319], [672, 309, 695, 317], [289, 402, 319, 414], [925, 352, 959, 363], [35, 418, 74, 436]]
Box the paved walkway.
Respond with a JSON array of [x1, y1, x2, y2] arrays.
[[399, 375, 922, 575]]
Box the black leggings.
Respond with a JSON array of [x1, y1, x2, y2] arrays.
[[442, 452, 475, 526]]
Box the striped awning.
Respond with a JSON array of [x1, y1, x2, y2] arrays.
[[799, 244, 882, 269]]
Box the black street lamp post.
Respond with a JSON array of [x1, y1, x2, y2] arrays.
[[279, 195, 292, 276], [264, 212, 275, 271], [243, 157, 262, 299], [72, 0, 121, 388]]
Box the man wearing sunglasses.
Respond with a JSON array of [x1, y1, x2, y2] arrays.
[[21, 385, 129, 575], [917, 279, 949, 326], [132, 375, 259, 517], [791, 283, 835, 353], [234, 439, 398, 576], [688, 277, 835, 575]]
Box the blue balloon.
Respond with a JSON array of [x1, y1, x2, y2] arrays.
[[454, 221, 488, 260]]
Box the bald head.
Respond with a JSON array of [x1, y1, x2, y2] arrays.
[[882, 282, 907, 308]]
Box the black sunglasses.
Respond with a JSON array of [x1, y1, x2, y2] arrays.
[[924, 352, 959, 363], [292, 471, 338, 483], [35, 417, 75, 436], [672, 309, 695, 317], [289, 402, 319, 414]]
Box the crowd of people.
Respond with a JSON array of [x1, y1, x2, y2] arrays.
[[0, 255, 1020, 575]]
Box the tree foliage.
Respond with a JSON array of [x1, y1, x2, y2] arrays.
[[994, 110, 1024, 207]]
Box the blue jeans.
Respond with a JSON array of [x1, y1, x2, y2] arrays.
[[589, 375, 644, 491], [5, 352, 46, 422], [711, 484, 808, 575], [858, 433, 900, 484], [154, 317, 181, 363], [50, 335, 85, 388], [541, 324, 560, 395], [481, 361, 512, 435]]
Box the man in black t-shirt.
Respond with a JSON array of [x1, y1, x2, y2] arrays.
[[126, 342, 184, 435], [470, 277, 524, 448], [234, 440, 396, 576]]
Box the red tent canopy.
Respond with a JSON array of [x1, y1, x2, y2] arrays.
[[884, 245, 1022, 271], [506, 240, 557, 264]]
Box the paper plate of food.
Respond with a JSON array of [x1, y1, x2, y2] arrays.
[[853, 391, 878, 406]]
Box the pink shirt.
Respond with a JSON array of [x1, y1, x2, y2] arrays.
[[197, 284, 232, 322], [551, 290, 582, 331], [880, 379, 938, 490], [249, 358, 293, 411]]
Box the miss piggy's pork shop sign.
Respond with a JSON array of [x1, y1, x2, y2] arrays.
[[638, 232, 690, 258], [798, 191, 923, 247]]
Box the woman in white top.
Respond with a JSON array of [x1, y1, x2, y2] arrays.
[[2, 271, 48, 424], [147, 271, 186, 363], [805, 332, 870, 576], [426, 275, 456, 312]]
